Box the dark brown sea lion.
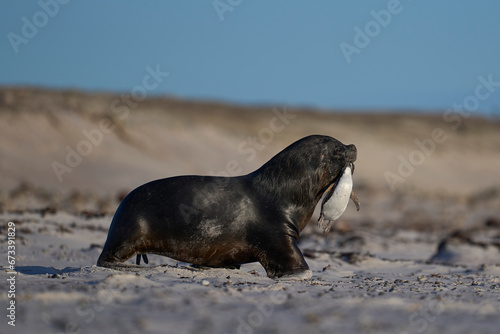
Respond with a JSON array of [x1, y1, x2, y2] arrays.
[[97, 135, 358, 279]]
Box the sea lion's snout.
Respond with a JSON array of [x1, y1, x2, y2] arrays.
[[344, 144, 357, 163]]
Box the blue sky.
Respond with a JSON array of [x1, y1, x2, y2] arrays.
[[1, 1, 500, 115]]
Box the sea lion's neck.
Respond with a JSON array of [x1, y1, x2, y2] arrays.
[[248, 164, 331, 232], [250, 166, 327, 201]]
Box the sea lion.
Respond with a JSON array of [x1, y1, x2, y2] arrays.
[[318, 164, 360, 233], [97, 135, 358, 279]]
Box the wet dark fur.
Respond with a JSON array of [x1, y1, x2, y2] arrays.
[[97, 135, 357, 278]]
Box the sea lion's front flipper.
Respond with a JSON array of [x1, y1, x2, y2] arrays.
[[257, 236, 310, 280], [350, 191, 360, 211], [278, 269, 313, 281]]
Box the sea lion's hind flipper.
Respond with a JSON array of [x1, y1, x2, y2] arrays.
[[350, 191, 360, 211]]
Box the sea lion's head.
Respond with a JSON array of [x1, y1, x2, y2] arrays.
[[250, 135, 359, 232], [316, 137, 360, 232], [320, 137, 357, 189], [252, 135, 357, 204]]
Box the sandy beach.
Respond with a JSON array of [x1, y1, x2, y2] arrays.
[[1, 87, 500, 333]]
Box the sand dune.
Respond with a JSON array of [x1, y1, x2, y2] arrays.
[[0, 87, 499, 333], [1, 87, 499, 196]]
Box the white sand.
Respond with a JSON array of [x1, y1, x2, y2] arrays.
[[1, 209, 500, 334]]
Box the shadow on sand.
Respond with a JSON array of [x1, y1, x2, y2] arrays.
[[15, 266, 80, 275]]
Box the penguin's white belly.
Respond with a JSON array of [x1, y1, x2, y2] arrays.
[[323, 166, 353, 221]]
